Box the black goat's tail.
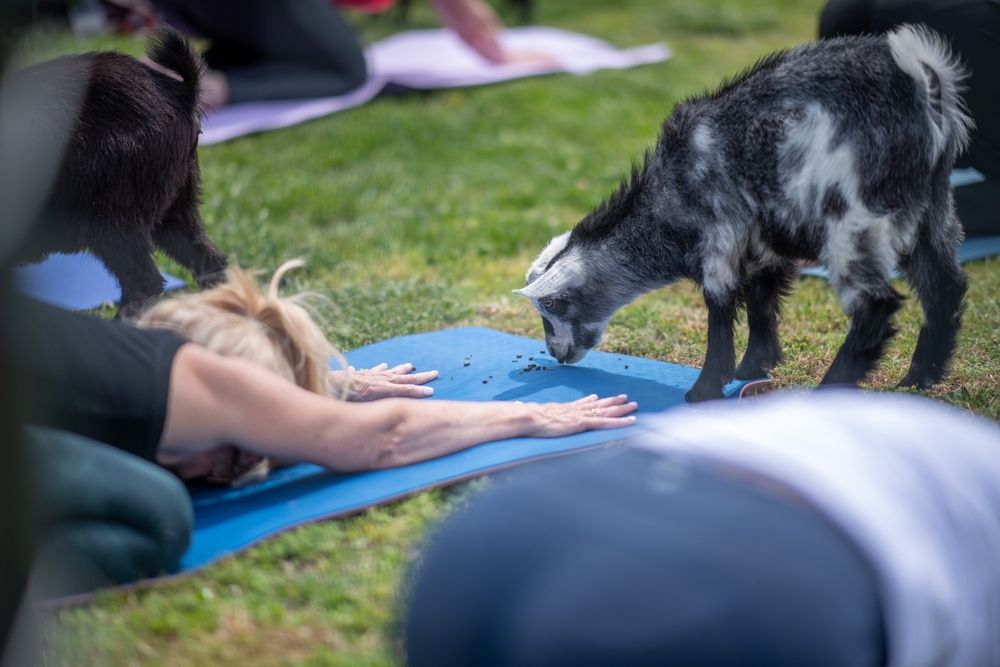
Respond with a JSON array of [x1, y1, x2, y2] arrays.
[[146, 26, 203, 113], [887, 24, 974, 163]]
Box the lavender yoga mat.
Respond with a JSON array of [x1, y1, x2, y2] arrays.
[[14, 253, 185, 311], [199, 27, 671, 145]]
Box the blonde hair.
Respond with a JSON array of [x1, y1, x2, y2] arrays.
[[138, 260, 346, 397]]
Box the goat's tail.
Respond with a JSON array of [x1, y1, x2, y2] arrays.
[[145, 26, 203, 113], [887, 24, 974, 163]]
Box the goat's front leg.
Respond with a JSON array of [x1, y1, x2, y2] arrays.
[[91, 232, 165, 319], [687, 292, 737, 402], [735, 263, 794, 380]]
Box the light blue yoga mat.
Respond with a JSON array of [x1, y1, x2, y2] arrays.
[[180, 327, 751, 572], [801, 169, 999, 279], [13, 253, 185, 310]]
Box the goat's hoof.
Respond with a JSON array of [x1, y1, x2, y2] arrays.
[[117, 294, 158, 320], [685, 385, 725, 403], [734, 352, 780, 381], [897, 374, 934, 390], [734, 363, 771, 381]]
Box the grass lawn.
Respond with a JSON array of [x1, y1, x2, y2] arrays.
[[26, 0, 999, 664]]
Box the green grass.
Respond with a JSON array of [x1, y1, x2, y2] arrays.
[[31, 0, 1000, 663]]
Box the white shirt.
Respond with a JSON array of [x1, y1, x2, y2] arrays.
[[637, 391, 1000, 667]]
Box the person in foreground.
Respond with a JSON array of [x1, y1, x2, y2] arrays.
[[14, 262, 636, 595], [406, 391, 1000, 667]]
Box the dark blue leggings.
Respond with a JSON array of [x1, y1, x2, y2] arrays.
[[151, 0, 368, 103], [27, 428, 193, 598], [407, 448, 886, 667]]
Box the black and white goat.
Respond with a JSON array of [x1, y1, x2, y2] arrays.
[[11, 27, 227, 317], [517, 25, 971, 401]]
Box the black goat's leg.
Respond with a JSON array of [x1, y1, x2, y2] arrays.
[[898, 190, 967, 389], [821, 282, 903, 387], [153, 169, 227, 288], [821, 213, 905, 388], [687, 292, 737, 402], [735, 262, 794, 380], [90, 233, 164, 319]]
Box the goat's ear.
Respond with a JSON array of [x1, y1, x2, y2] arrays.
[[513, 265, 568, 299]]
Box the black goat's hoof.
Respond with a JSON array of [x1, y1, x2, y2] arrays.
[[685, 385, 725, 403], [734, 352, 780, 381], [897, 374, 934, 391], [734, 364, 771, 381]]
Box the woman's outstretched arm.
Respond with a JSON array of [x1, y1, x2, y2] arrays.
[[159, 344, 637, 472]]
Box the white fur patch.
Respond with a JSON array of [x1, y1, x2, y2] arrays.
[[691, 122, 715, 178], [782, 105, 860, 221], [701, 224, 743, 297], [779, 105, 903, 312], [824, 212, 896, 313], [525, 231, 570, 285], [692, 123, 714, 154], [517, 247, 586, 299]]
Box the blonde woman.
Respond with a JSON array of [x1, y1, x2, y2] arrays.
[[14, 262, 636, 593], [139, 260, 638, 480]]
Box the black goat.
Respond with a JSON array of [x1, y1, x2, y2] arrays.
[[518, 26, 971, 401], [11, 27, 226, 317]]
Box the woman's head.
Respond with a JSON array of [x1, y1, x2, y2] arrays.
[[138, 260, 344, 485], [138, 260, 341, 396]]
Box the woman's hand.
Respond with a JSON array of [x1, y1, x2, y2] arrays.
[[429, 0, 507, 63], [525, 394, 638, 437], [333, 362, 439, 401]]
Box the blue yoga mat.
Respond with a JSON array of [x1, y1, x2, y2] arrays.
[[181, 327, 751, 572], [14, 253, 185, 310]]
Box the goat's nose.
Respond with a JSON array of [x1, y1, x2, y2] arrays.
[[548, 341, 569, 362]]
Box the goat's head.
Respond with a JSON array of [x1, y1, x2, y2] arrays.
[[515, 231, 628, 364]]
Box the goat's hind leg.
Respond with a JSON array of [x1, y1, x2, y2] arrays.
[[154, 172, 228, 288], [735, 262, 795, 380], [821, 230, 903, 386], [899, 201, 967, 389]]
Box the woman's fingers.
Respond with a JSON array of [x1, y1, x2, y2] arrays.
[[389, 362, 413, 374], [571, 393, 630, 407], [594, 394, 630, 407], [594, 401, 638, 418], [586, 415, 638, 430], [389, 370, 439, 385]]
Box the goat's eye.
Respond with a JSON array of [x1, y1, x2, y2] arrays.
[[538, 296, 558, 309]]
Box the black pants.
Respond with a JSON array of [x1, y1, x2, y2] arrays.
[[151, 0, 368, 103], [820, 0, 1000, 236], [407, 449, 886, 667]]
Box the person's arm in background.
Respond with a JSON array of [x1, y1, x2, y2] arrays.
[[160, 343, 637, 473], [429, 0, 507, 62]]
